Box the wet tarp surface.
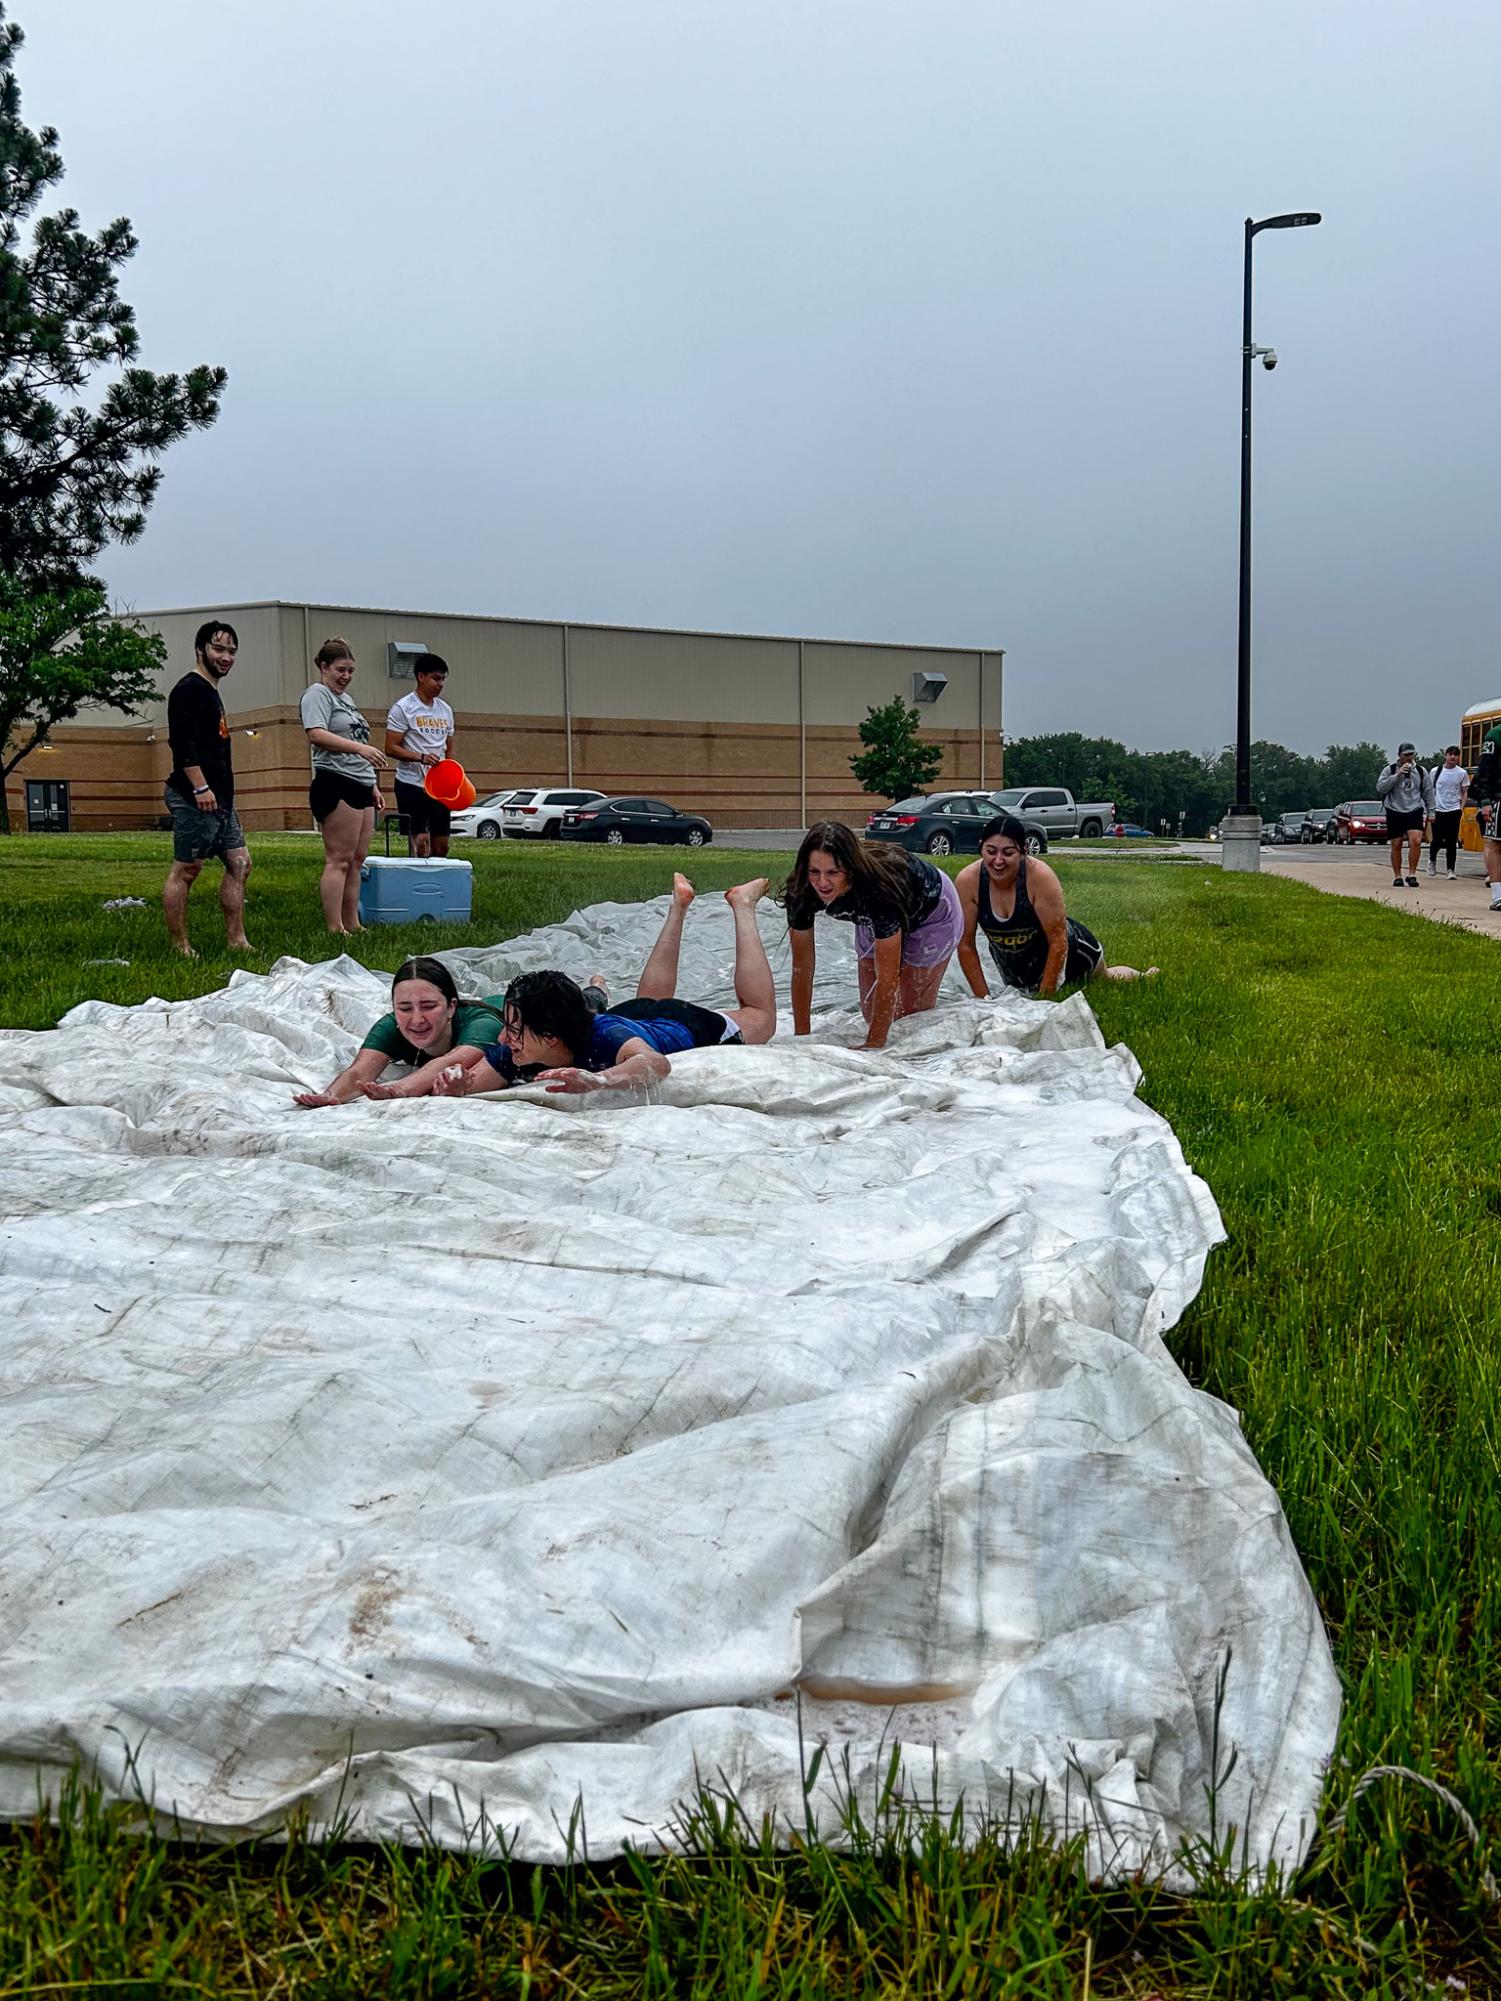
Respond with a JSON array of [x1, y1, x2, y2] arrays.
[[0, 895, 1339, 1877]]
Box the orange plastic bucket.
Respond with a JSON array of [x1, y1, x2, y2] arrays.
[[424, 759, 476, 810]]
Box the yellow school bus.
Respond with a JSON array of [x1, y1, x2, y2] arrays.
[[1459, 698, 1501, 848]]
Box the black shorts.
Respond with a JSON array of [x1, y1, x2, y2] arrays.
[[309, 769, 378, 822], [612, 996, 743, 1048], [1385, 807, 1425, 836], [164, 786, 246, 864], [393, 785, 451, 839]]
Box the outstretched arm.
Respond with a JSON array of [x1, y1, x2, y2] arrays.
[[432, 1053, 515, 1097], [359, 1043, 492, 1100], [789, 926, 816, 1036], [1027, 864, 1072, 996], [292, 1046, 390, 1108], [861, 932, 904, 1049], [954, 866, 989, 999], [539, 1037, 671, 1095]]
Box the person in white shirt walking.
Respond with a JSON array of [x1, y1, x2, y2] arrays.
[[385, 656, 456, 856], [1426, 746, 1468, 878]]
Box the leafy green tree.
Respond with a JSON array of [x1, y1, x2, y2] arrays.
[[1002, 732, 1132, 804], [0, 8, 226, 587], [0, 572, 163, 830], [849, 697, 944, 802], [1321, 741, 1392, 805]]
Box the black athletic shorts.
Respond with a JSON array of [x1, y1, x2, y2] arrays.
[[394, 784, 451, 839], [1385, 806, 1425, 837], [611, 996, 743, 1048], [310, 769, 378, 822]]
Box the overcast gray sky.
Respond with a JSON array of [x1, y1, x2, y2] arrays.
[[23, 1, 1501, 754]]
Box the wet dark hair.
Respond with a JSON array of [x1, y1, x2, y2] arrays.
[[193, 619, 238, 657], [979, 814, 1029, 849], [777, 820, 916, 928], [502, 970, 594, 1061]]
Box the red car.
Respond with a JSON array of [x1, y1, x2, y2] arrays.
[[1332, 800, 1388, 844]]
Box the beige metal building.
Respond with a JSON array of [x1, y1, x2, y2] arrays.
[[6, 600, 1005, 833]]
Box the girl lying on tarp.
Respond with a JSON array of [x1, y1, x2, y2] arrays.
[[292, 955, 505, 1108], [434, 875, 775, 1097]]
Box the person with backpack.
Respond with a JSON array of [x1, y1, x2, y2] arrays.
[[1376, 742, 1435, 888]]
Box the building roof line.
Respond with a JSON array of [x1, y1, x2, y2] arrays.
[[121, 598, 1003, 659]]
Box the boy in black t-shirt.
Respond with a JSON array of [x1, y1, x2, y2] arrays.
[[162, 619, 253, 957]]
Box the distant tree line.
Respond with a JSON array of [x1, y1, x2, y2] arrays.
[[1000, 734, 1451, 837]]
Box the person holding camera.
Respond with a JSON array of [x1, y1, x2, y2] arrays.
[[1376, 742, 1435, 888]]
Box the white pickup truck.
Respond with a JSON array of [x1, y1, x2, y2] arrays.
[[987, 786, 1115, 840]]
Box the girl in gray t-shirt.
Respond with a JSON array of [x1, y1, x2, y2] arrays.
[[300, 678, 379, 781], [298, 637, 390, 934]]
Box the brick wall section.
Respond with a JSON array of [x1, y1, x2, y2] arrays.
[[7, 709, 998, 833]]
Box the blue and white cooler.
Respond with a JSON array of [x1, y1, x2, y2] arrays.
[[357, 857, 473, 926]]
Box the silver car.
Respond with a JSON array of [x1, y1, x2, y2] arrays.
[[448, 791, 518, 840]]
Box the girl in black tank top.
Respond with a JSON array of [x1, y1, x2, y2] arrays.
[[976, 855, 1103, 992]]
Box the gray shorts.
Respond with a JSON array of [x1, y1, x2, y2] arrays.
[[164, 786, 247, 864]]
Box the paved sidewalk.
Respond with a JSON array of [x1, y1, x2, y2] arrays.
[[1264, 853, 1501, 941]]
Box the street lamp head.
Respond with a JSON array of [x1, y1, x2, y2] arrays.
[[1253, 210, 1322, 232]]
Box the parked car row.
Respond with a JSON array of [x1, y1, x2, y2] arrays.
[[865, 793, 1050, 856], [1260, 803, 1388, 846], [448, 788, 710, 844]]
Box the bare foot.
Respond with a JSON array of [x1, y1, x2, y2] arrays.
[[725, 877, 768, 911], [672, 872, 696, 908], [171, 941, 198, 959], [229, 939, 254, 954]]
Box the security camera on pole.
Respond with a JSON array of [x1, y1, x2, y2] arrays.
[[1219, 210, 1322, 875]]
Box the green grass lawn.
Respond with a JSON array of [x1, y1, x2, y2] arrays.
[[1, 833, 1499, 1996]]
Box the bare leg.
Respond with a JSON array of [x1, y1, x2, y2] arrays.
[[897, 960, 948, 1019], [220, 847, 252, 951], [414, 831, 432, 859], [163, 859, 203, 957], [721, 878, 776, 1043], [636, 873, 695, 999], [431, 834, 450, 858], [1407, 829, 1422, 877], [1096, 963, 1159, 981], [318, 805, 363, 933], [343, 806, 375, 932], [1388, 836, 1402, 879], [1485, 838, 1501, 904]]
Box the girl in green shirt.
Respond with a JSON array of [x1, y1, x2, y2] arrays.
[[292, 956, 505, 1108]]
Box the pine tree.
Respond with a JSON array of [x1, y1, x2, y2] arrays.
[[0, 6, 226, 587], [849, 697, 944, 802]]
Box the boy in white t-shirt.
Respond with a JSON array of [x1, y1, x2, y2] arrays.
[[1427, 745, 1468, 878], [385, 656, 456, 856]]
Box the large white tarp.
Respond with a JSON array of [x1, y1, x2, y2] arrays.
[[0, 894, 1339, 1878]]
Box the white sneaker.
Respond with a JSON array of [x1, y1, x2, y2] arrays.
[[1425, 863, 1437, 875], [1448, 870, 1457, 880]]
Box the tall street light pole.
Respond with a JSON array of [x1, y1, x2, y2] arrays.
[[1223, 209, 1321, 873]]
